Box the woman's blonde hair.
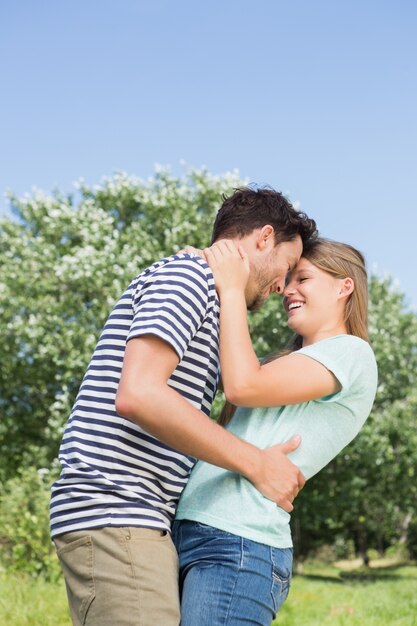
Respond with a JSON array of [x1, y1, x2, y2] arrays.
[[218, 237, 369, 426]]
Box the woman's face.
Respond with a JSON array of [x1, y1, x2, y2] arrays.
[[283, 257, 346, 341]]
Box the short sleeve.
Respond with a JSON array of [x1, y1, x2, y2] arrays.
[[127, 257, 210, 361], [296, 335, 377, 403]]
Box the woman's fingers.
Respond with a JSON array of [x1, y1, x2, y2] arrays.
[[223, 239, 241, 255], [203, 239, 249, 296], [205, 240, 241, 263], [216, 240, 241, 256], [203, 244, 224, 266], [178, 246, 207, 260], [236, 244, 250, 272], [181, 240, 242, 263], [204, 240, 249, 271]]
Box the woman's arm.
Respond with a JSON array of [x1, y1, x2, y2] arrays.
[[205, 241, 340, 408]]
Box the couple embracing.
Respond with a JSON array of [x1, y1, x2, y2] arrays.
[[50, 187, 377, 626]]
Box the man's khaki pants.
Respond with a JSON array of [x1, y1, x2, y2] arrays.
[[54, 526, 180, 626]]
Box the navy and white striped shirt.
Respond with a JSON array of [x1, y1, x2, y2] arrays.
[[50, 254, 220, 537]]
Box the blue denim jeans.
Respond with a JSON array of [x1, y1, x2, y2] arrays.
[[172, 520, 292, 626]]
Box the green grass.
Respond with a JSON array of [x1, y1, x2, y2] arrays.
[[274, 560, 417, 626], [1, 560, 416, 625], [0, 572, 71, 626]]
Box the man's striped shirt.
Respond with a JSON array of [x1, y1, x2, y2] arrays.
[[50, 254, 220, 537]]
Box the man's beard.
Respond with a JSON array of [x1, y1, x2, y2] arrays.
[[247, 292, 266, 312], [247, 267, 270, 312]]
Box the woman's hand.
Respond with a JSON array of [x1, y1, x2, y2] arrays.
[[204, 240, 250, 296], [178, 246, 207, 260]]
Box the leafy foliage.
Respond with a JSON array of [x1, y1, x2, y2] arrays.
[[1, 166, 416, 571], [291, 280, 417, 560], [0, 167, 242, 476], [0, 466, 61, 579]]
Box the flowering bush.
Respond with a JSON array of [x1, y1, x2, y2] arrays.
[[0, 465, 61, 579]]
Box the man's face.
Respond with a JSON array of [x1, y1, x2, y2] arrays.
[[245, 235, 303, 311]]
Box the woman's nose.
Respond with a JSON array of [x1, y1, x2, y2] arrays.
[[284, 282, 295, 296]]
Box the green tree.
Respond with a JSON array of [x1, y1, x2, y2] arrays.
[[1, 167, 416, 564], [290, 278, 417, 561], [0, 167, 242, 478], [0, 465, 61, 579]]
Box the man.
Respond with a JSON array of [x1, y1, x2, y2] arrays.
[[51, 186, 317, 626]]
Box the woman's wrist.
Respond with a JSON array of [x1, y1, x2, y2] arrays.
[[218, 287, 246, 304]]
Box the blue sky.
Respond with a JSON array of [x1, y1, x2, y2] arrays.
[[1, 0, 416, 308]]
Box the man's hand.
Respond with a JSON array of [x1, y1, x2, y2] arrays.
[[248, 436, 305, 512]]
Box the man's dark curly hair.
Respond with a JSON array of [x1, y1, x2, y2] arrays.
[[211, 186, 317, 246]]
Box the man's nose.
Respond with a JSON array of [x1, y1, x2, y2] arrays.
[[275, 279, 285, 294]]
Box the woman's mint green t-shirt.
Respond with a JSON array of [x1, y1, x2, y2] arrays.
[[175, 334, 378, 548]]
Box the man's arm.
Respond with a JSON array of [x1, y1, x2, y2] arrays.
[[115, 335, 305, 512]]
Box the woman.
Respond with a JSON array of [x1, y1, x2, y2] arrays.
[[173, 237, 378, 626]]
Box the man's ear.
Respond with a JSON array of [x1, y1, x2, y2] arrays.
[[339, 277, 355, 299], [256, 225, 275, 250]]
